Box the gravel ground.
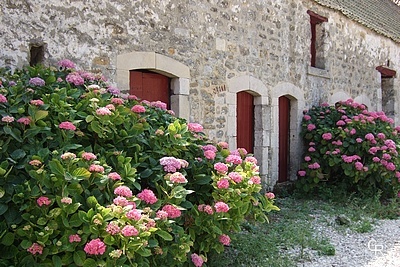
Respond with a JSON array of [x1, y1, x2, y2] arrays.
[[297, 217, 400, 267]]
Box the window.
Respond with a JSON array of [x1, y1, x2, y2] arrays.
[[376, 65, 396, 118], [307, 10, 328, 69], [29, 44, 45, 66]]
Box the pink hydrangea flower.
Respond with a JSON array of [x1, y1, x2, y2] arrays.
[[156, 210, 169, 219], [218, 141, 229, 149], [37, 196, 51, 206], [226, 155, 242, 164], [308, 163, 320, 169], [121, 225, 139, 237], [114, 186, 133, 198], [354, 162, 364, 171], [160, 157, 182, 172], [307, 124, 316, 131], [66, 72, 85, 86], [131, 105, 146, 113], [228, 172, 243, 183], [214, 162, 228, 174], [204, 150, 216, 160], [151, 101, 167, 110], [214, 201, 229, 213], [61, 197, 72, 204], [217, 178, 230, 189], [188, 123, 203, 133], [59, 121, 76, 131], [106, 222, 121, 235], [162, 204, 181, 218], [17, 117, 31, 125], [29, 159, 42, 166], [27, 243, 43, 255], [126, 209, 142, 220], [265, 192, 275, 199], [191, 253, 204, 267], [322, 133, 332, 140], [113, 196, 129, 206], [61, 152, 76, 160], [96, 107, 112, 116], [82, 152, 97, 161], [202, 145, 218, 152], [249, 176, 261, 184], [298, 170, 306, 177], [111, 98, 125, 105], [108, 172, 121, 180], [137, 189, 158, 204], [58, 59, 76, 69], [29, 77, 45, 86], [2, 116, 14, 123], [198, 204, 214, 215], [84, 238, 106, 255], [386, 162, 396, 171], [372, 157, 381, 163], [365, 133, 375, 141], [219, 234, 231, 246], [30, 99, 45, 106], [169, 172, 188, 183], [0, 94, 8, 103], [356, 138, 363, 143], [89, 164, 104, 173], [69, 234, 81, 243], [350, 128, 356, 135], [308, 147, 316, 152], [244, 156, 258, 164], [303, 114, 311, 121]]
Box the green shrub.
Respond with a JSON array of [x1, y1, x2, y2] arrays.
[[0, 61, 278, 267], [297, 100, 400, 199]]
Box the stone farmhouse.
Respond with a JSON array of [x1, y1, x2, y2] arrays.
[[1, 0, 399, 187]]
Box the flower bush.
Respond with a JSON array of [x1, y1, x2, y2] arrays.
[[297, 99, 400, 199], [0, 62, 278, 266]]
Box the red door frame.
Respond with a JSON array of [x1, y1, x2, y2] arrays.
[[278, 96, 290, 183], [129, 70, 170, 107], [237, 91, 254, 153]]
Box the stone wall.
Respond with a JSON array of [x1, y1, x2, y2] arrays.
[[1, 0, 399, 186]]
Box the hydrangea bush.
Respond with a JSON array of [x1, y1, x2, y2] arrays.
[[0, 61, 278, 267], [297, 99, 400, 199]]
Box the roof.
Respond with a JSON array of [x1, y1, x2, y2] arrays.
[[313, 0, 400, 43]]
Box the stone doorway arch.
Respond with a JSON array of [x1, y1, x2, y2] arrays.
[[116, 52, 190, 120]]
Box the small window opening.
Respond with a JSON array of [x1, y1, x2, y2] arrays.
[[376, 66, 396, 119], [30, 45, 45, 66], [307, 10, 328, 69]]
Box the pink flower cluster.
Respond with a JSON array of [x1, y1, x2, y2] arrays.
[[191, 253, 204, 267], [114, 186, 133, 197], [17, 117, 31, 125], [169, 172, 187, 183], [66, 72, 84, 86], [214, 162, 228, 174], [188, 123, 203, 133], [151, 100, 167, 110], [137, 189, 158, 204], [214, 201, 229, 213], [2, 116, 14, 123], [219, 234, 231, 246], [69, 234, 81, 243], [82, 152, 96, 161], [27, 243, 43, 255], [126, 209, 142, 220], [228, 172, 243, 183], [106, 222, 121, 235], [111, 97, 125, 105], [226, 155, 242, 165], [341, 155, 361, 163], [96, 107, 112, 116], [0, 94, 8, 103], [84, 238, 106, 255], [198, 204, 214, 215], [89, 164, 104, 173], [59, 121, 76, 131], [37, 196, 51, 206], [162, 204, 181, 218], [160, 156, 184, 172], [29, 77, 45, 86], [108, 172, 121, 180], [131, 105, 146, 113], [217, 178, 230, 189], [58, 59, 76, 69], [30, 99, 44, 106], [121, 225, 139, 237]]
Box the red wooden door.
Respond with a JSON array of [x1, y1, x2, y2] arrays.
[[279, 96, 290, 183], [129, 70, 170, 107], [237, 91, 254, 153]]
